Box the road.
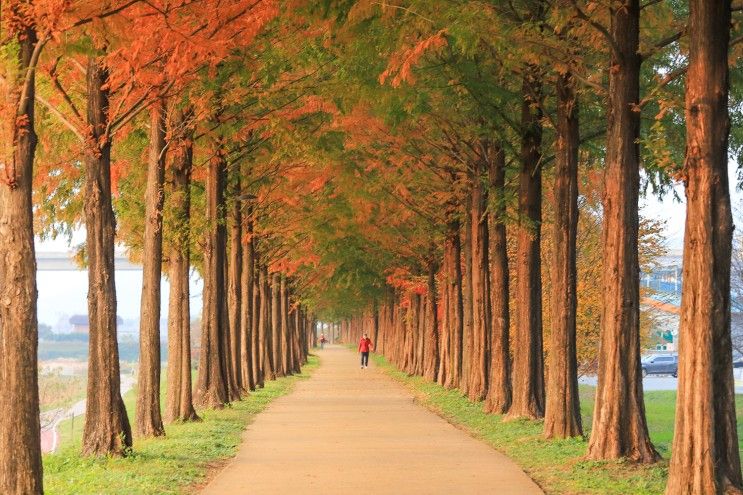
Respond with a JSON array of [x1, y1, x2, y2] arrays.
[[579, 369, 743, 394], [200, 345, 542, 495]]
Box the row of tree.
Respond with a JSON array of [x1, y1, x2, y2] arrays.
[[324, 1, 742, 493], [0, 1, 326, 493], [1, 0, 742, 494]]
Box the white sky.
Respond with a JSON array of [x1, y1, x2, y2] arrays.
[[640, 162, 743, 251]]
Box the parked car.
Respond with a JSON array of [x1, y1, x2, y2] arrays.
[[641, 354, 678, 378]]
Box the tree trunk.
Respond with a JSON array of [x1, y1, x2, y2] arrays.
[[461, 191, 474, 396], [544, 74, 582, 439], [508, 71, 545, 420], [82, 56, 132, 456], [292, 306, 302, 373], [195, 146, 230, 409], [165, 109, 199, 423], [260, 265, 275, 381], [484, 143, 511, 415], [271, 273, 284, 377], [136, 100, 167, 438], [0, 26, 43, 494], [240, 202, 255, 391], [280, 275, 292, 375], [423, 259, 439, 382], [587, 0, 658, 462], [446, 215, 464, 389], [227, 174, 244, 396], [666, 0, 743, 491], [252, 251, 263, 387], [469, 156, 490, 401]]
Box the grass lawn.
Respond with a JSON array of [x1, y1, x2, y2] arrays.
[[372, 353, 743, 495], [43, 355, 319, 495]]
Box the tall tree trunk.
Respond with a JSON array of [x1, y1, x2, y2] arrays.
[[280, 275, 292, 375], [373, 305, 380, 355], [446, 215, 464, 389], [292, 306, 302, 373], [508, 71, 545, 420], [587, 0, 658, 462], [227, 174, 244, 396], [252, 250, 263, 387], [136, 100, 167, 438], [423, 259, 439, 382], [260, 265, 275, 381], [469, 156, 490, 401], [666, 0, 743, 491], [484, 143, 511, 414], [461, 191, 474, 396], [195, 145, 230, 409], [82, 56, 132, 456], [0, 25, 43, 494], [240, 202, 255, 391], [544, 75, 582, 439], [271, 273, 284, 377], [165, 109, 198, 423]]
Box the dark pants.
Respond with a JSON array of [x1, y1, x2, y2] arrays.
[[361, 351, 369, 367]]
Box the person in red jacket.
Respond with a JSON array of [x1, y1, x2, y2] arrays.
[[358, 333, 373, 369]]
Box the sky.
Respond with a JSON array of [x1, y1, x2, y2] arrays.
[[639, 162, 743, 251]]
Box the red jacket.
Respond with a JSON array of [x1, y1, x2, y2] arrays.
[[358, 337, 373, 353]]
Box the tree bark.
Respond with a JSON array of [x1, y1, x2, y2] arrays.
[[508, 71, 545, 420], [544, 74, 582, 439], [461, 190, 474, 396], [195, 145, 230, 409], [666, 0, 743, 492], [165, 109, 199, 423], [0, 25, 43, 494], [280, 275, 292, 375], [136, 100, 167, 438], [484, 143, 511, 415], [240, 202, 255, 391], [271, 273, 284, 377], [81, 56, 132, 456], [260, 265, 275, 381], [423, 259, 439, 382], [468, 156, 490, 401], [227, 173, 244, 396], [252, 251, 264, 387], [445, 214, 464, 389], [587, 0, 658, 462]]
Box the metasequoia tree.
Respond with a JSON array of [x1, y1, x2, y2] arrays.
[[484, 143, 511, 414], [164, 107, 199, 422], [0, 5, 43, 493], [666, 0, 743, 492], [136, 99, 167, 437], [544, 73, 582, 438], [586, 0, 658, 463], [195, 141, 231, 408], [509, 69, 545, 420]]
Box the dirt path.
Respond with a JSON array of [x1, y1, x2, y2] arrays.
[[200, 345, 543, 495]]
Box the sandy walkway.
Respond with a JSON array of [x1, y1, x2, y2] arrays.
[[200, 345, 543, 495]]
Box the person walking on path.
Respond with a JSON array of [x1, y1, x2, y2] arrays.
[[358, 334, 373, 369], [319, 333, 327, 349]]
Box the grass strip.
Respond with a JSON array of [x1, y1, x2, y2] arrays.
[[43, 355, 319, 495], [371, 353, 743, 495]]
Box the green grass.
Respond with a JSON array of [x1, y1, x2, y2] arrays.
[[43, 356, 319, 495], [372, 353, 743, 495]]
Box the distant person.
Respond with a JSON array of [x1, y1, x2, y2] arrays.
[[319, 333, 327, 349], [358, 333, 373, 369]]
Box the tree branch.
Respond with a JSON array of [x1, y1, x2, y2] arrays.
[[35, 94, 86, 143]]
